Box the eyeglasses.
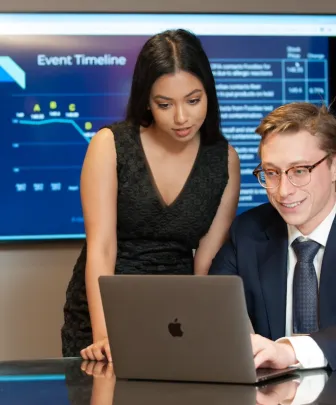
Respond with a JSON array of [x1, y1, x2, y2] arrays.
[[253, 154, 331, 189]]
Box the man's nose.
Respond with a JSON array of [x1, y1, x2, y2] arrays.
[[277, 172, 296, 198]]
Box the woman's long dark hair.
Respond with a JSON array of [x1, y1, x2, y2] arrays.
[[126, 29, 224, 145]]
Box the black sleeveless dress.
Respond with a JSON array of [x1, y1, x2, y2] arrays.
[[61, 121, 229, 356]]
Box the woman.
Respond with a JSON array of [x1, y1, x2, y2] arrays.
[[62, 29, 240, 361]]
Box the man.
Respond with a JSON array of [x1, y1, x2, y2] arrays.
[[210, 102, 336, 371]]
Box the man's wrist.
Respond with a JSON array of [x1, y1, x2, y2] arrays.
[[278, 340, 298, 365]]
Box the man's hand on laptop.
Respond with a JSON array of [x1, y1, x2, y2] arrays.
[[251, 334, 297, 369], [80, 337, 112, 363]]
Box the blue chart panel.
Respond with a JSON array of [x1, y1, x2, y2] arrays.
[[0, 375, 70, 405], [0, 34, 329, 240]]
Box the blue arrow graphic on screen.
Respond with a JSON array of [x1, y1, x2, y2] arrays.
[[0, 56, 26, 89]]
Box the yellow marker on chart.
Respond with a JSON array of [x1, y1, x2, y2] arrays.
[[33, 104, 41, 112], [85, 122, 92, 131], [69, 103, 76, 112], [50, 101, 57, 109]]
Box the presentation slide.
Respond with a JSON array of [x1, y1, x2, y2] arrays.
[[0, 14, 334, 240]]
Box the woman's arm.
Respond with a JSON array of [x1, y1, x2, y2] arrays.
[[194, 145, 240, 275], [80, 128, 118, 361]]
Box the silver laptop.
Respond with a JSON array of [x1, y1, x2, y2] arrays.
[[99, 275, 297, 384]]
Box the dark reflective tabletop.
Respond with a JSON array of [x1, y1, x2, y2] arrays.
[[0, 359, 335, 405]]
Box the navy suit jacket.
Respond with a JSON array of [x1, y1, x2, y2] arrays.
[[209, 203, 336, 370]]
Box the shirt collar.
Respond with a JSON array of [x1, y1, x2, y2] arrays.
[[287, 203, 336, 248]]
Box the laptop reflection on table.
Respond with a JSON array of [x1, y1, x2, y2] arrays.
[[112, 377, 301, 405]]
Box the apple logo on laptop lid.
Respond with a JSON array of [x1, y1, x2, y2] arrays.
[[168, 318, 184, 337]]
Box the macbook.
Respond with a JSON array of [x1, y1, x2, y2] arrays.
[[99, 275, 297, 384]]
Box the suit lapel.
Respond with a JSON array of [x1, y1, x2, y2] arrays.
[[319, 217, 336, 328], [257, 212, 288, 340]]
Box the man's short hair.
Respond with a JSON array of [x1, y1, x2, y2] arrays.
[[256, 102, 336, 158]]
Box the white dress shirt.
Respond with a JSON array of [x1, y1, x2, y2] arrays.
[[276, 203, 336, 369]]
